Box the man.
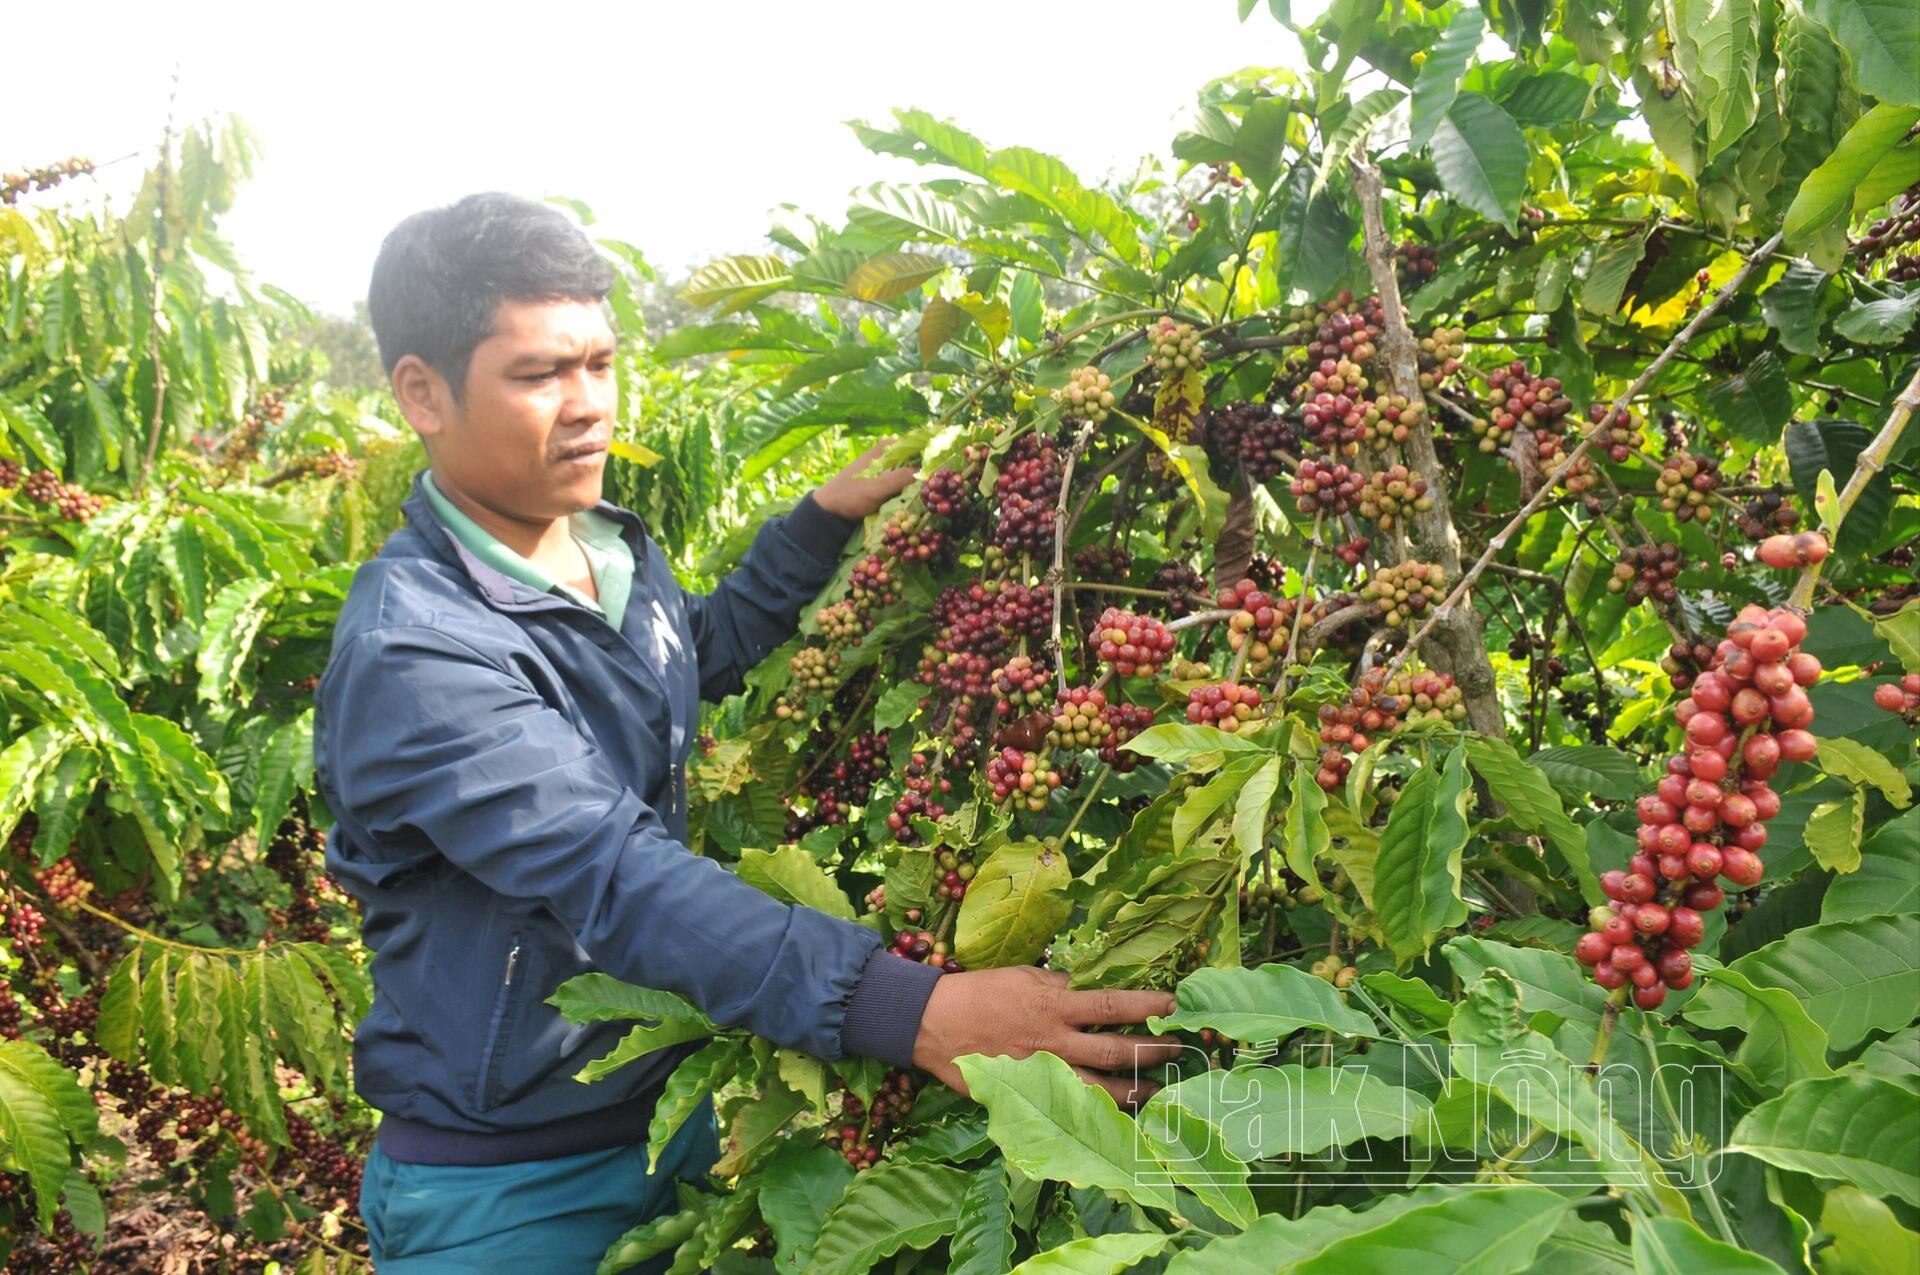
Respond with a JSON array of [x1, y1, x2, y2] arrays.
[[315, 192, 1179, 1272]]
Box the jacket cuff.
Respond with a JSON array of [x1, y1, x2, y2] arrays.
[[782, 493, 860, 566], [839, 948, 943, 1067]]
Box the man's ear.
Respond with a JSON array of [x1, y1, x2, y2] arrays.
[[390, 354, 454, 442]]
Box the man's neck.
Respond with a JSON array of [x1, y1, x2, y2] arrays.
[[430, 471, 576, 567]]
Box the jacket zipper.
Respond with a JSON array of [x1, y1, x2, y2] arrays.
[[476, 937, 522, 1109]]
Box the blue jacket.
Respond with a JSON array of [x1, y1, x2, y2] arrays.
[[315, 478, 940, 1165]]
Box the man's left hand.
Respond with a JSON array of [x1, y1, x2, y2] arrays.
[[813, 441, 916, 520]]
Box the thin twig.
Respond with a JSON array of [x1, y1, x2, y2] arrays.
[[1048, 418, 1101, 691], [1064, 441, 1143, 540], [1787, 364, 1920, 609], [1271, 513, 1323, 701]]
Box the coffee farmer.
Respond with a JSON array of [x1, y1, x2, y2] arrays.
[[315, 193, 1180, 1272]]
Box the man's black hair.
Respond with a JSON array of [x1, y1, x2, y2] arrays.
[[366, 192, 614, 401]]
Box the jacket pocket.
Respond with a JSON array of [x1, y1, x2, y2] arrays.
[[473, 934, 523, 1111]]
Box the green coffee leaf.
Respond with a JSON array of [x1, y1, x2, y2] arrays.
[[1148, 1062, 1433, 1162], [739, 845, 856, 919], [1806, 788, 1868, 874], [1629, 1215, 1786, 1273], [1823, 810, 1920, 921], [1374, 746, 1471, 963], [954, 839, 1072, 969], [1728, 914, 1920, 1051], [1150, 961, 1379, 1040], [1729, 1072, 1920, 1206], [1818, 738, 1914, 807], [955, 1051, 1176, 1212]]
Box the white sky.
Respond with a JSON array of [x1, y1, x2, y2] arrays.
[[4, 1, 1317, 316]]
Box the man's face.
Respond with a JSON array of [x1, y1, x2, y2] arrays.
[[406, 297, 618, 522]]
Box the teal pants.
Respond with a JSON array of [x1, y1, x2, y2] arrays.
[[358, 1103, 719, 1273]]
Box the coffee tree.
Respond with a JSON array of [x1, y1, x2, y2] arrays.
[[556, 1, 1920, 1272], [0, 118, 425, 1270]]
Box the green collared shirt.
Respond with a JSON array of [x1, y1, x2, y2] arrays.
[[421, 471, 635, 629]]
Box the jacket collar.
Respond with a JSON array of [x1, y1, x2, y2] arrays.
[[399, 472, 651, 616]]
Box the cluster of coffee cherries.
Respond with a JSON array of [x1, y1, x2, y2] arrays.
[[17, 469, 104, 522], [1100, 701, 1157, 773], [1396, 241, 1438, 288], [1734, 491, 1800, 541], [1289, 457, 1363, 515], [1235, 404, 1305, 482], [934, 845, 976, 902], [219, 388, 288, 472], [1471, 363, 1573, 455], [919, 444, 989, 526], [34, 857, 92, 910], [1391, 668, 1467, 725], [1851, 183, 1920, 265], [986, 746, 1065, 812], [2, 155, 93, 205], [1334, 536, 1371, 566], [1757, 531, 1830, 571], [1588, 402, 1640, 462], [1058, 365, 1117, 423], [1307, 954, 1359, 987], [1048, 686, 1113, 749], [872, 746, 956, 845], [1356, 465, 1433, 530], [849, 552, 900, 611], [1558, 454, 1601, 497], [0, 1182, 93, 1272], [1508, 632, 1568, 684], [814, 599, 865, 645], [825, 1069, 921, 1169], [1185, 682, 1264, 732], [1153, 559, 1209, 616], [1313, 665, 1463, 790], [1312, 670, 1389, 791], [1575, 605, 1822, 1009], [788, 729, 890, 836], [788, 646, 839, 696], [991, 432, 1063, 557], [990, 654, 1052, 717], [1216, 578, 1285, 674], [1365, 560, 1447, 628], [1654, 453, 1721, 523], [1091, 607, 1176, 675], [1296, 371, 1373, 453], [918, 580, 1052, 698], [266, 809, 336, 944], [1356, 391, 1427, 451], [1609, 543, 1685, 605], [1298, 292, 1384, 367], [1147, 318, 1205, 375], [282, 1105, 366, 1211], [1874, 674, 1920, 722], [1072, 544, 1132, 584], [4, 899, 47, 955], [279, 449, 361, 484], [1659, 636, 1721, 691], [1415, 326, 1466, 389], [879, 510, 946, 566]]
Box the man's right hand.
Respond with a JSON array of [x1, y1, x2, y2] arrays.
[[910, 966, 1182, 1106]]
